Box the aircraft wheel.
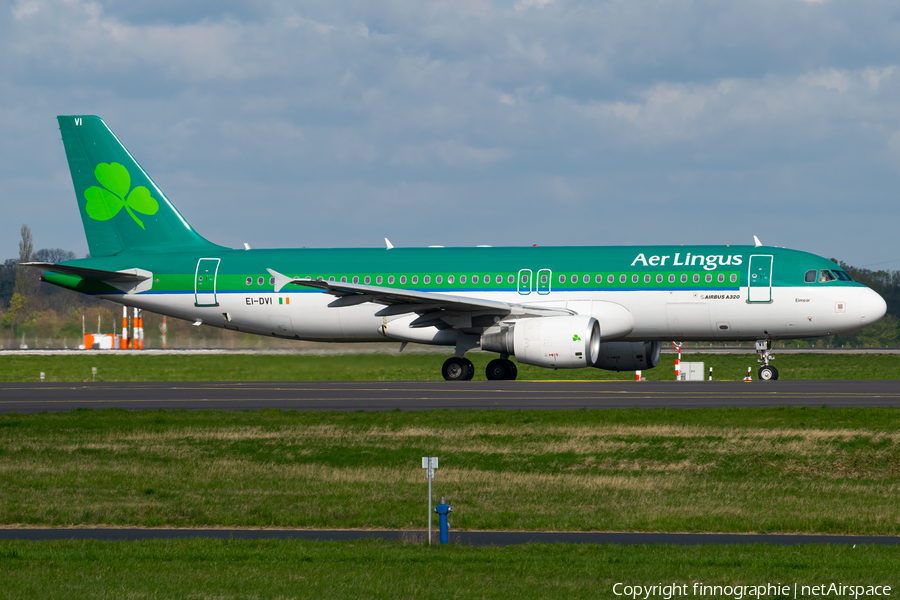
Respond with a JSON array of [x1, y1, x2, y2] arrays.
[[461, 357, 475, 381], [486, 359, 510, 380], [758, 365, 778, 381], [442, 357, 472, 381]]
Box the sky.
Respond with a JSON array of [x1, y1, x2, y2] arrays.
[[2, 0, 900, 268]]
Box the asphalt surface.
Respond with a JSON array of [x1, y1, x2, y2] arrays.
[[0, 380, 898, 412], [1, 529, 897, 546]]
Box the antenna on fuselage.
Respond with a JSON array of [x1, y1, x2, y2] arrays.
[[753, 235, 762, 247]]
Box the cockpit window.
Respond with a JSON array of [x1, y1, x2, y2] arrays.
[[818, 270, 837, 283], [833, 270, 853, 282], [804, 269, 816, 283]]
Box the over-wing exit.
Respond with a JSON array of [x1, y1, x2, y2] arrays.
[[25, 116, 887, 381]]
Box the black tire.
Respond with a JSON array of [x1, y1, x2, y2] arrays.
[[507, 360, 518, 381], [758, 365, 777, 381], [461, 357, 475, 381], [442, 357, 472, 381], [486, 359, 510, 381]]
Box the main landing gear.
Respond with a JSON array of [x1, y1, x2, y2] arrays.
[[440, 356, 519, 381], [755, 339, 779, 381], [442, 357, 474, 381], [485, 358, 518, 381]]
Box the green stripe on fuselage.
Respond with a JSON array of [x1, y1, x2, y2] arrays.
[[41, 245, 862, 296]]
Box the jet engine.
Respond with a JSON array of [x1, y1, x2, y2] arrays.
[[481, 315, 601, 369], [592, 341, 661, 371]]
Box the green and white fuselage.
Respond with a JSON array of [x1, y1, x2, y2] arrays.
[[29, 116, 887, 380]]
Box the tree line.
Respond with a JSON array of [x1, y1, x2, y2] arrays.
[[2, 225, 899, 348]]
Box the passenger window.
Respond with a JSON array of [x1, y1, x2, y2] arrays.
[[317, 276, 324, 282], [375, 276, 382, 284], [496, 275, 502, 284], [583, 274, 589, 283], [329, 276, 335, 282], [559, 274, 566, 284], [540, 274, 547, 284], [400, 276, 406, 284], [680, 274, 687, 283], [461, 275, 466, 284], [568, 274, 575, 283], [619, 274, 626, 283], [730, 274, 737, 283], [364, 276, 371, 284], [424, 275, 430, 284], [804, 269, 817, 283], [595, 274, 602, 283], [705, 274, 712, 283], [472, 275, 478, 284], [668, 274, 675, 283], [693, 274, 700, 283], [246, 277, 252, 285], [717, 274, 724, 283], [257, 277, 264, 285], [436, 275, 443, 284], [352, 276, 359, 284], [819, 270, 836, 282], [608, 274, 614, 283], [632, 274, 639, 283], [508, 275, 514, 284], [412, 276, 418, 284], [447, 275, 453, 284], [388, 276, 394, 284], [656, 274, 663, 283], [644, 274, 651, 283]]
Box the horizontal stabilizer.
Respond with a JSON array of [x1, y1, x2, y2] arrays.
[[22, 262, 152, 294]]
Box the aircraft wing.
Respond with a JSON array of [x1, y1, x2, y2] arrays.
[[267, 268, 573, 327]]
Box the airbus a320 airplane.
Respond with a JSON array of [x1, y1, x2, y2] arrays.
[[25, 116, 887, 381]]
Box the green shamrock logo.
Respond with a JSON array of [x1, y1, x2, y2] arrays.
[[84, 162, 159, 229], [572, 334, 581, 341]]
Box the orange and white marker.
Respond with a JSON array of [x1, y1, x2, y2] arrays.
[[673, 342, 682, 380], [743, 367, 752, 382], [121, 306, 128, 349], [160, 316, 168, 349], [635, 370, 642, 381]]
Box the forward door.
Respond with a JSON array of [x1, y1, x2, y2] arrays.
[[748, 255, 773, 303]]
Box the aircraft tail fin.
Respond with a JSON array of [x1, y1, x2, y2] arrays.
[[57, 115, 223, 257]]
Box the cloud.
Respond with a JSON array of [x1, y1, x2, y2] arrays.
[[2, 0, 900, 266]]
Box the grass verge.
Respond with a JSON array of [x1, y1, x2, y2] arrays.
[[2, 352, 900, 382], [0, 539, 896, 599], [1, 407, 898, 534]]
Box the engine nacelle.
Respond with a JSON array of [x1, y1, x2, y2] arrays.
[[481, 316, 601, 369], [592, 341, 661, 371]]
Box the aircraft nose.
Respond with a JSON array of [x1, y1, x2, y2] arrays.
[[859, 288, 887, 325]]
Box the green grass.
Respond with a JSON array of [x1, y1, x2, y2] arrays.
[[2, 352, 900, 382], [2, 408, 899, 534], [0, 539, 896, 599]]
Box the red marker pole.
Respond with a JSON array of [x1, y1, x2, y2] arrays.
[[121, 306, 128, 350], [673, 342, 682, 380]]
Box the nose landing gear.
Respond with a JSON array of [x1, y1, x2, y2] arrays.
[[755, 338, 779, 381]]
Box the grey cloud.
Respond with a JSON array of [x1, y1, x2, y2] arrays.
[[2, 0, 900, 266]]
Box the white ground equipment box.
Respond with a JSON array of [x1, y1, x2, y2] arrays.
[[679, 362, 706, 381]]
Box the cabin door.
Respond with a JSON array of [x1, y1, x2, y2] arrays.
[[194, 258, 220, 307], [748, 255, 773, 303]]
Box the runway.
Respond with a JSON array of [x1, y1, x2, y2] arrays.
[[1, 380, 898, 413], [1, 528, 898, 546]]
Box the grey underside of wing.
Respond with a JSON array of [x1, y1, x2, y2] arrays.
[[283, 278, 575, 325]]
